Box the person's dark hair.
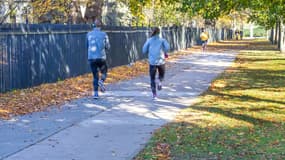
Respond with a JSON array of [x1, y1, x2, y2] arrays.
[[92, 19, 103, 28], [201, 28, 205, 32], [151, 27, 160, 37]]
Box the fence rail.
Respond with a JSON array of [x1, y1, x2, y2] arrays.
[[0, 24, 232, 93]]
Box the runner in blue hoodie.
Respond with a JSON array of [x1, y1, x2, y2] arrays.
[[87, 20, 110, 99], [142, 27, 170, 100]]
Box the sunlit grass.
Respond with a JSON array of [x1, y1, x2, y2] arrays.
[[135, 40, 285, 160]]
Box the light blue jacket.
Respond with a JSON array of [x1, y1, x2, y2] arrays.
[[142, 35, 170, 65], [87, 28, 110, 60]]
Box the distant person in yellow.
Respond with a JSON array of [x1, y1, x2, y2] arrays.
[[200, 28, 209, 53]]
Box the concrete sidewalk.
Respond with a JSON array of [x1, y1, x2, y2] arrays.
[[0, 51, 237, 160]]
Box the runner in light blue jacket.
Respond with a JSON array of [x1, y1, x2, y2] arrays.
[[87, 20, 110, 99], [142, 27, 170, 100]]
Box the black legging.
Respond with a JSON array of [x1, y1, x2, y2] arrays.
[[89, 59, 108, 92], [149, 64, 165, 95]]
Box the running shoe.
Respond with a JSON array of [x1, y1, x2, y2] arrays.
[[98, 80, 106, 92], [157, 81, 162, 91], [152, 93, 157, 100], [93, 92, 99, 99]]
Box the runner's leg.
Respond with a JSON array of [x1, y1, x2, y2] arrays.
[[90, 60, 99, 98], [157, 64, 165, 90], [149, 65, 157, 97], [98, 59, 108, 92]]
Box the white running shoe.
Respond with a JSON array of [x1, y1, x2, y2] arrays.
[[98, 80, 106, 92], [152, 93, 157, 100], [157, 81, 162, 91]]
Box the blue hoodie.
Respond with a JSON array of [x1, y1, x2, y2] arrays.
[[87, 28, 110, 60], [142, 35, 170, 65]]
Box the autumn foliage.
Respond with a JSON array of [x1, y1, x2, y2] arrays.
[[0, 60, 149, 119]]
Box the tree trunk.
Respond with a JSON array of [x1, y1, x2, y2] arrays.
[[69, 1, 85, 24], [250, 23, 254, 38], [280, 20, 285, 53], [270, 27, 274, 44], [274, 22, 279, 45], [85, 0, 104, 24], [278, 20, 281, 49]]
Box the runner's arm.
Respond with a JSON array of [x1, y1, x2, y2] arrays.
[[142, 39, 150, 54], [162, 39, 170, 53], [104, 34, 110, 50]]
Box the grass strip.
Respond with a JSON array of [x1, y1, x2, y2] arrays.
[[135, 40, 285, 160]]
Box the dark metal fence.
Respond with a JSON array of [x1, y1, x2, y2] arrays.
[[0, 24, 232, 93]]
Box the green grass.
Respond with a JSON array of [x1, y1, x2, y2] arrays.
[[244, 27, 267, 37], [135, 41, 285, 160]]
